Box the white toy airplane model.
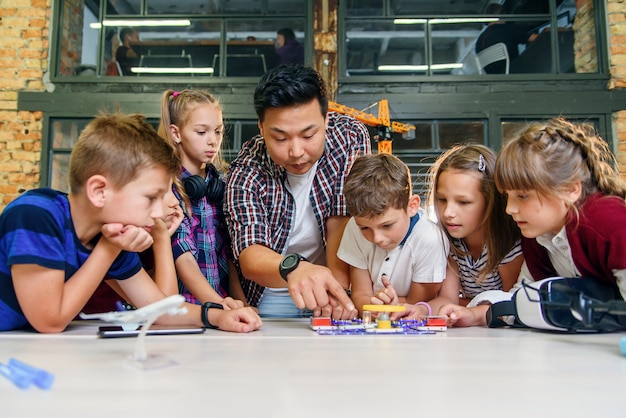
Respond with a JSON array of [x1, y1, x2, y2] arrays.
[[79, 294, 187, 325]]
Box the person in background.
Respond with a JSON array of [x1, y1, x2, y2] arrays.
[[158, 89, 248, 310], [438, 118, 626, 327], [115, 27, 140, 75], [337, 153, 449, 317], [475, 3, 537, 74], [275, 28, 304, 65], [225, 64, 371, 319], [0, 112, 262, 333]]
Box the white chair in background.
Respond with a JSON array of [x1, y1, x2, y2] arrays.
[[475, 42, 510, 74]]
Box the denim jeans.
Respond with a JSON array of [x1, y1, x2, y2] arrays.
[[257, 289, 312, 318]]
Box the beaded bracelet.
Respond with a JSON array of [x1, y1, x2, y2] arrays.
[[415, 301, 432, 316]]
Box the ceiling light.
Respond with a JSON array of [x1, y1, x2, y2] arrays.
[[377, 63, 464, 71], [394, 18, 499, 25], [90, 19, 192, 29], [429, 18, 500, 24], [130, 67, 214, 74], [393, 19, 427, 25]]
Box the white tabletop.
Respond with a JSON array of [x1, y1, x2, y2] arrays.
[[2, 318, 626, 417]]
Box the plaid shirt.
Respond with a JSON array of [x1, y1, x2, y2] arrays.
[[225, 112, 371, 306], [172, 167, 230, 304]]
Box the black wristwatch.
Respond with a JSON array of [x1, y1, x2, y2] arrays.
[[279, 253, 307, 281], [201, 302, 224, 329]]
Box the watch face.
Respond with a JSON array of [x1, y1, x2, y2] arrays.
[[282, 253, 300, 270], [280, 254, 302, 281]]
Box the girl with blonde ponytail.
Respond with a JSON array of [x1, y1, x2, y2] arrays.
[[158, 89, 248, 309]]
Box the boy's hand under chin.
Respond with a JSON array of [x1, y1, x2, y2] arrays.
[[101, 223, 154, 253]]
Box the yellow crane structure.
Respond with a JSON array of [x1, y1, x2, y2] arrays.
[[328, 99, 415, 154]]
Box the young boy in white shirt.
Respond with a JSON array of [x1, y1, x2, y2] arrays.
[[337, 153, 449, 317]]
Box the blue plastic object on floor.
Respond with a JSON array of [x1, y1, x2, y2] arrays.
[[0, 358, 54, 390]]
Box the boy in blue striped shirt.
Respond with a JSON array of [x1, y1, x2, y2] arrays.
[[0, 112, 261, 333]]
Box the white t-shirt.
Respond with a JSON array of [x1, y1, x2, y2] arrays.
[[285, 162, 325, 265], [266, 163, 324, 296], [337, 210, 449, 296]]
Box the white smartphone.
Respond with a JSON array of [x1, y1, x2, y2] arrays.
[[98, 324, 206, 338]]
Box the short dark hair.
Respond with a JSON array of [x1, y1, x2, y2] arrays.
[[277, 28, 296, 42], [119, 27, 136, 43], [253, 64, 328, 121]]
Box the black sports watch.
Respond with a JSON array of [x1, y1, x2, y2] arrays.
[[279, 253, 307, 281], [201, 302, 224, 329]]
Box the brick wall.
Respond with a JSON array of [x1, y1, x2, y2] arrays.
[[606, 0, 626, 89], [605, 0, 626, 178], [573, 0, 598, 73], [59, 0, 83, 76], [0, 0, 48, 208]]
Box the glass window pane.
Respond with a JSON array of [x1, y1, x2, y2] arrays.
[[215, 0, 263, 14], [345, 0, 383, 17], [346, 20, 426, 76], [147, 0, 219, 15], [501, 120, 532, 144], [501, 118, 599, 145], [439, 121, 485, 149], [240, 121, 261, 143], [51, 154, 71, 193], [343, 0, 592, 77], [58, 1, 101, 77], [391, 0, 482, 15], [222, 19, 305, 76], [51, 119, 88, 149], [509, 17, 578, 74], [267, 0, 308, 15], [113, 21, 220, 76], [392, 123, 432, 151], [223, 120, 261, 161], [45, 112, 260, 192], [62, 0, 307, 79], [49, 118, 89, 192], [106, 0, 141, 15], [138, 0, 305, 15], [403, 154, 438, 200], [430, 21, 483, 75], [104, 18, 306, 78], [390, 0, 555, 15]]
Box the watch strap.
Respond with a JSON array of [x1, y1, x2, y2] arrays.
[[201, 302, 224, 329]]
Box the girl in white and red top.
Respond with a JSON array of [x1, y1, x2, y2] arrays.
[[435, 118, 626, 327]]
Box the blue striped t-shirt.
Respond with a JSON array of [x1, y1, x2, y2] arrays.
[[0, 188, 142, 331]]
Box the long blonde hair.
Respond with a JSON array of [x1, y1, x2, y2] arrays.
[[158, 89, 227, 172], [158, 89, 227, 211]]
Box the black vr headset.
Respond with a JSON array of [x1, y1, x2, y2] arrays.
[[487, 277, 626, 332]]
